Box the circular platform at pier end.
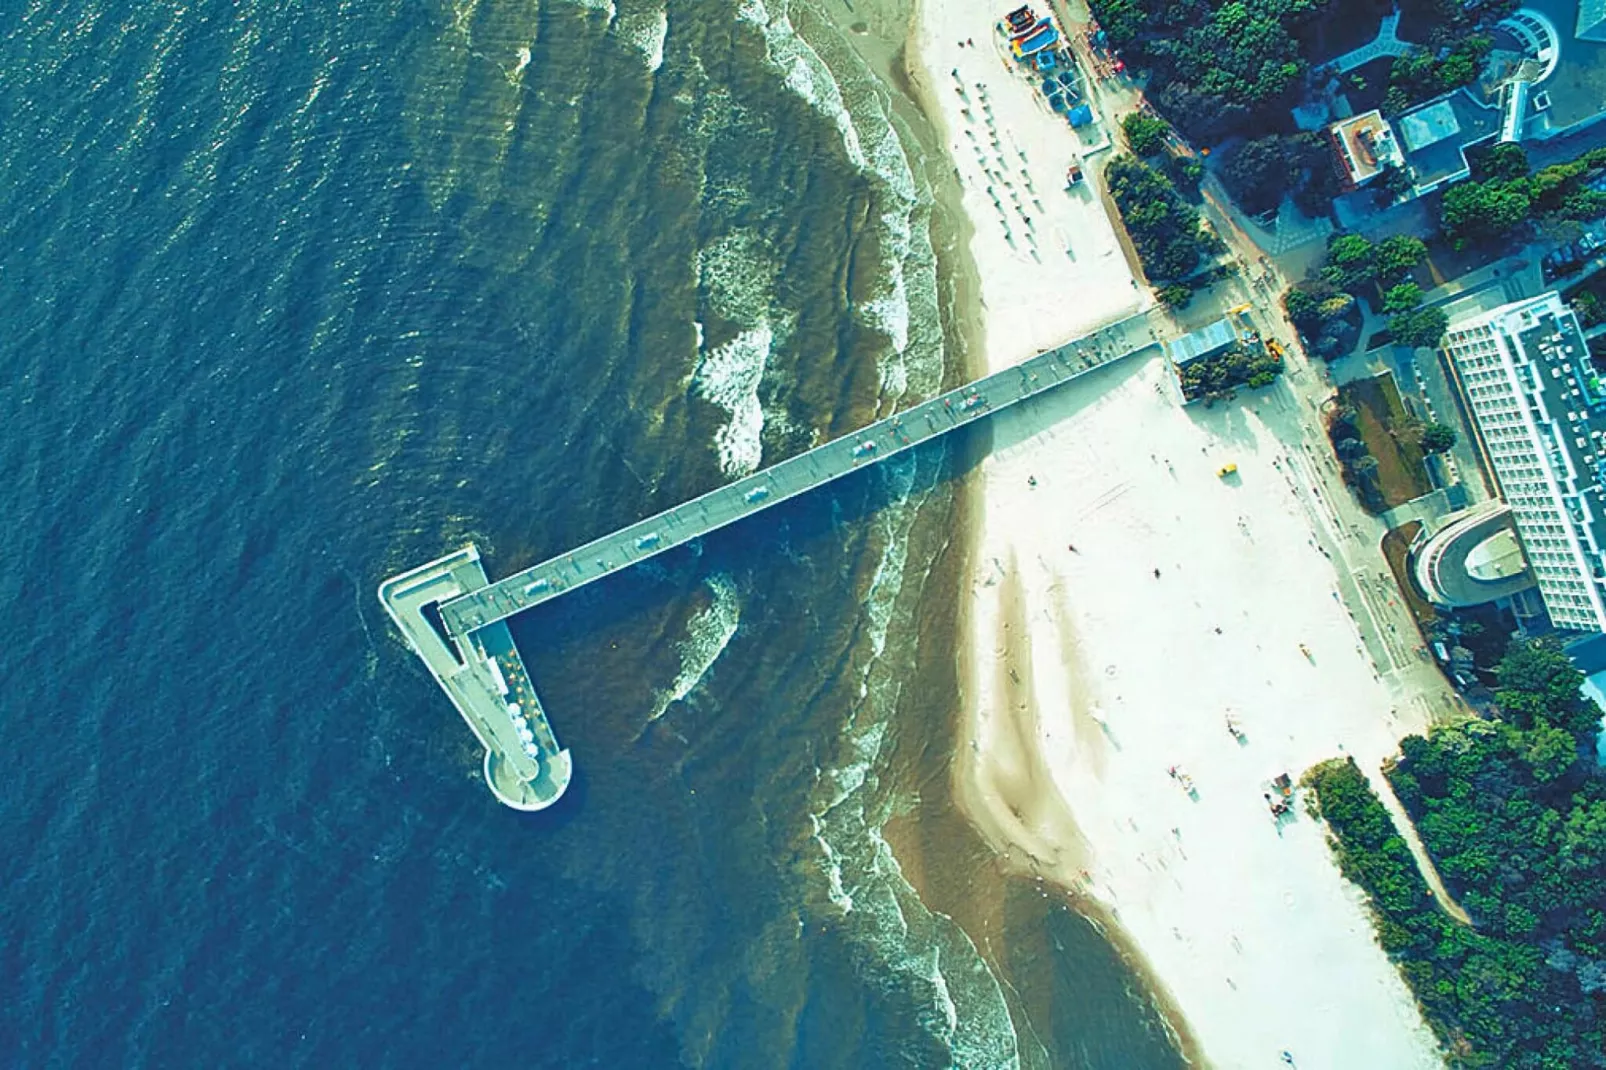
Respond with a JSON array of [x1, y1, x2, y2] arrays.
[[486, 747, 573, 811]]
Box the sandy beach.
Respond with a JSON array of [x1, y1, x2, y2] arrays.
[[909, 2, 1449, 1066]]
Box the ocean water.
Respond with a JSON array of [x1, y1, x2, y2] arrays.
[[0, 0, 1185, 1065]]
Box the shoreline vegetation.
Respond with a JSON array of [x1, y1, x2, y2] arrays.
[[1307, 638, 1606, 1068]]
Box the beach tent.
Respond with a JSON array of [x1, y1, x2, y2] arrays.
[[1068, 104, 1093, 127]]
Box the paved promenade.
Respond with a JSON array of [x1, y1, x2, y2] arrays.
[[439, 309, 1162, 639]]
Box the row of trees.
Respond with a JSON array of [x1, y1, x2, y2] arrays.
[[1382, 36, 1494, 116], [1177, 345, 1282, 402], [1106, 155, 1218, 281], [1327, 401, 1453, 511], [1327, 403, 1389, 509], [1442, 144, 1606, 249], [1307, 638, 1606, 1068], [1284, 231, 1445, 355]]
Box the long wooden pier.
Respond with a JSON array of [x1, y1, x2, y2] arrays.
[[380, 309, 1161, 809]]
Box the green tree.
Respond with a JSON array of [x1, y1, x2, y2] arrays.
[[1374, 234, 1427, 284], [1323, 233, 1377, 291], [1372, 164, 1415, 208], [1284, 285, 1321, 326], [1389, 306, 1448, 349], [1220, 136, 1291, 215], [1122, 113, 1170, 157], [1318, 292, 1357, 321], [1334, 436, 1368, 462], [1522, 723, 1580, 783], [1158, 283, 1193, 308], [1495, 638, 1597, 740], [1441, 180, 1531, 248], [1382, 282, 1423, 315], [1478, 141, 1531, 183], [1419, 422, 1457, 453], [1572, 291, 1606, 329], [1561, 798, 1606, 875]]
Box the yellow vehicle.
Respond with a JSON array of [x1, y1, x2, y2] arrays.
[[1218, 463, 1238, 478], [1265, 338, 1285, 360]]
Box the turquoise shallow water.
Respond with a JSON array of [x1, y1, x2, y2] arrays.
[[0, 0, 1186, 1064]]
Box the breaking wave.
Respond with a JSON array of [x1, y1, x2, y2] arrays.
[[642, 572, 741, 730], [692, 322, 772, 478], [616, 6, 667, 71]]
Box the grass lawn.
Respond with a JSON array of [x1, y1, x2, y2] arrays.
[[1337, 372, 1433, 508], [1380, 520, 1438, 629]]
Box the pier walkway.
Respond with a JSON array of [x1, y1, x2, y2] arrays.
[[381, 308, 1162, 809]]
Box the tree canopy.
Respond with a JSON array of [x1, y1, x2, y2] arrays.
[[1441, 180, 1532, 248], [1106, 155, 1216, 281], [1389, 305, 1448, 349], [1218, 135, 1295, 215], [1419, 421, 1456, 453], [1308, 641, 1606, 1068], [1090, 0, 1332, 141], [1121, 113, 1170, 157]]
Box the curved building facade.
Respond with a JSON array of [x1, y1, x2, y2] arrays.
[[1413, 502, 1537, 608]]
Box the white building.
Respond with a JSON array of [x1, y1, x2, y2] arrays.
[[1442, 292, 1606, 632]]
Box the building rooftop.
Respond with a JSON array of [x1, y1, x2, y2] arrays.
[[1413, 503, 1537, 608], [1164, 318, 1237, 365], [1396, 91, 1501, 192], [1445, 292, 1606, 631], [1328, 109, 1405, 186], [1525, 0, 1606, 134]]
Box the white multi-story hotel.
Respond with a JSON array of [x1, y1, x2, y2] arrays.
[[1442, 291, 1606, 633]]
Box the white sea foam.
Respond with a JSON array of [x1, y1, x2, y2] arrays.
[[697, 230, 778, 325], [617, 7, 668, 72], [642, 572, 740, 728], [713, 5, 1014, 1059], [692, 323, 772, 477]]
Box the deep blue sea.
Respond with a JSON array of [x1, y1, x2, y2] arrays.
[[1, 0, 1187, 1065]]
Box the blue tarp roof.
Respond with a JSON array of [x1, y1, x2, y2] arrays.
[[1165, 318, 1237, 364], [1067, 104, 1093, 126]]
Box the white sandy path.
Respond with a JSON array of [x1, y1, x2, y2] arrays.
[[909, 3, 1446, 1067]]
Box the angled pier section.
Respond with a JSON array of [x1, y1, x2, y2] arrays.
[[380, 310, 1159, 809]]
